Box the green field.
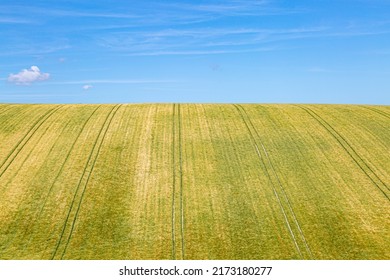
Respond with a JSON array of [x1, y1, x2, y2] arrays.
[[0, 104, 389, 260]]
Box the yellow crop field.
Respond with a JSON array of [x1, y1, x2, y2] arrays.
[[0, 104, 388, 260]]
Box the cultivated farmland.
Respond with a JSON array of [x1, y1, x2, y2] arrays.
[[0, 104, 389, 260]]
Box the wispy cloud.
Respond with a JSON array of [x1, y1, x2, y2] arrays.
[[6, 1, 386, 59], [165, 1, 266, 14], [98, 26, 327, 56], [124, 47, 277, 56], [0, 17, 32, 24], [162, 0, 304, 16], [0, 5, 139, 19], [0, 1, 304, 29], [48, 79, 177, 85], [0, 2, 310, 59], [43, 9, 139, 19], [114, 24, 390, 56], [0, 94, 80, 100], [0, 44, 71, 57]]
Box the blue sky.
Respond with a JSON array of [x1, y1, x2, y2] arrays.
[[0, 0, 389, 104]]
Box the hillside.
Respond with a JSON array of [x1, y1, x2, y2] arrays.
[[0, 104, 389, 260]]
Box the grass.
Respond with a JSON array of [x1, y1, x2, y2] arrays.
[[0, 104, 388, 260]]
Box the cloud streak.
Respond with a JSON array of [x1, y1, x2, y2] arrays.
[[161, 0, 303, 17], [3, 1, 386, 59], [48, 79, 177, 85], [97, 23, 390, 57], [0, 44, 71, 57], [0, 5, 139, 19], [0, 17, 32, 24], [0, 1, 304, 29], [124, 47, 277, 56], [98, 27, 327, 56]]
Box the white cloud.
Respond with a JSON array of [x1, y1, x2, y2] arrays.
[[8, 66, 50, 85], [83, 85, 93, 90]]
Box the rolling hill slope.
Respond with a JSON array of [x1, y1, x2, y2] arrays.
[[0, 104, 389, 260]]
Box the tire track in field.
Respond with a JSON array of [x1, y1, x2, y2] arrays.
[[362, 106, 390, 120], [51, 105, 121, 260], [171, 104, 177, 259], [0, 105, 14, 115], [0, 106, 63, 180], [297, 105, 390, 201], [237, 105, 314, 259], [20, 106, 102, 254], [0, 115, 75, 258], [2, 109, 73, 192], [0, 106, 63, 257], [171, 104, 185, 260], [233, 104, 306, 259], [59, 105, 121, 259], [178, 104, 185, 260], [0, 107, 37, 139]]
